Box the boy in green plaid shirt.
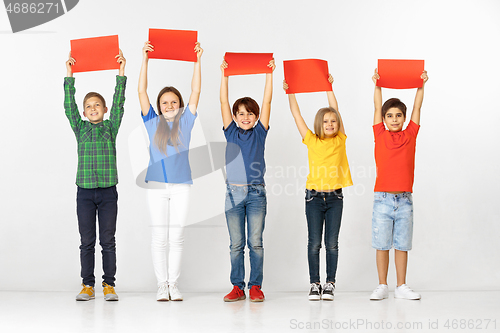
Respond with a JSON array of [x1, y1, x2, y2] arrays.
[[64, 50, 126, 301]]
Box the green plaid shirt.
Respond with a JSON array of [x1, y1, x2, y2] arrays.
[[64, 76, 127, 189]]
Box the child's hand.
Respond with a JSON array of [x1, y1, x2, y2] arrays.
[[372, 68, 380, 85], [66, 52, 76, 77], [421, 70, 428, 84], [220, 59, 228, 74], [116, 49, 126, 76], [283, 79, 289, 91], [142, 41, 154, 59], [268, 58, 276, 72], [328, 73, 334, 84], [194, 42, 203, 60]]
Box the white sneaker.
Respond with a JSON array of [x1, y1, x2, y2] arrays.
[[395, 284, 421, 300], [157, 283, 169, 301], [370, 284, 389, 300], [169, 284, 183, 301]]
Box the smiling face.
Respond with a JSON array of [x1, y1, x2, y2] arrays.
[[323, 112, 339, 138], [234, 105, 257, 130], [159, 91, 181, 121], [83, 97, 108, 124], [384, 107, 406, 132]]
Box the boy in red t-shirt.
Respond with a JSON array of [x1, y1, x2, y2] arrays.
[[369, 69, 428, 301]]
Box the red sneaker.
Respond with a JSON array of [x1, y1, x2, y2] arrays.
[[249, 285, 265, 302], [223, 286, 246, 302]]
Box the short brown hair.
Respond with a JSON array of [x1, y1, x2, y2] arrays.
[[232, 97, 260, 118], [382, 98, 406, 118], [83, 92, 106, 109], [313, 107, 341, 139]]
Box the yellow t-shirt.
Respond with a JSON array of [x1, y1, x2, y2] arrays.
[[302, 130, 353, 191]]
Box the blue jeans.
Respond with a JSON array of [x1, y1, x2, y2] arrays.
[[305, 189, 343, 284], [76, 186, 118, 287], [225, 184, 267, 289], [372, 192, 413, 251]]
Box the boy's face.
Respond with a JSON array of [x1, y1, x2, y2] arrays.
[[234, 105, 257, 130], [83, 97, 108, 124], [160, 92, 180, 121], [323, 112, 339, 138], [384, 107, 405, 132]]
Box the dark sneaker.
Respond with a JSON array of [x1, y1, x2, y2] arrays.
[[249, 285, 265, 302], [76, 284, 94, 301], [322, 282, 335, 301], [308, 283, 322, 301], [102, 282, 119, 301], [223, 286, 246, 302]]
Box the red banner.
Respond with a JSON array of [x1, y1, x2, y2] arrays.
[[148, 29, 198, 62], [223, 52, 274, 76], [377, 59, 425, 89], [70, 35, 120, 73], [283, 59, 331, 94]]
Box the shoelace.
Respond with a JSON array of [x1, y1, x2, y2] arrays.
[[103, 284, 115, 294], [310, 283, 320, 293], [82, 285, 93, 294], [375, 285, 387, 292], [158, 284, 168, 294], [398, 284, 412, 292], [324, 283, 334, 292]]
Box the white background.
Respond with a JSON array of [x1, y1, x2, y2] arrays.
[[0, 0, 499, 293]]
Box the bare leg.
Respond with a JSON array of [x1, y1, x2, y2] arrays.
[[376, 250, 389, 285], [395, 250, 408, 286]]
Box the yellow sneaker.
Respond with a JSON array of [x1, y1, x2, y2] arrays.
[[76, 284, 94, 301], [102, 282, 119, 301]]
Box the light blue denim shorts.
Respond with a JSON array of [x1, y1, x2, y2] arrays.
[[371, 192, 413, 251]]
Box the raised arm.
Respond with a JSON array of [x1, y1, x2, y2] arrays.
[[138, 41, 153, 116], [283, 80, 309, 140], [372, 68, 383, 125], [220, 59, 233, 129], [116, 49, 126, 77], [259, 59, 276, 130], [410, 70, 428, 125], [326, 74, 345, 135], [188, 42, 203, 114], [64, 52, 83, 134]]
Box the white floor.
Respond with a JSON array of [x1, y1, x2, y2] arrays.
[[0, 291, 498, 333]]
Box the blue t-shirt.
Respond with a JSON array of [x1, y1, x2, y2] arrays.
[[142, 104, 197, 184], [224, 120, 268, 185]]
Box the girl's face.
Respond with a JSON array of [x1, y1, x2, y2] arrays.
[[323, 112, 339, 138], [384, 107, 405, 132], [159, 92, 180, 121], [234, 105, 257, 130]]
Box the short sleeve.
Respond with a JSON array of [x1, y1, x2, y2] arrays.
[[180, 104, 197, 131], [405, 120, 420, 138], [373, 122, 386, 140], [302, 129, 315, 146], [223, 120, 237, 139], [142, 104, 157, 122]]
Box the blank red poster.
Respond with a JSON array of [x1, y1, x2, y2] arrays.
[[70, 35, 120, 73], [148, 29, 198, 62], [377, 59, 425, 89], [283, 59, 331, 94], [224, 53, 273, 76]]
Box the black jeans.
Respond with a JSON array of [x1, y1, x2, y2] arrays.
[[77, 186, 118, 287], [305, 189, 343, 284]]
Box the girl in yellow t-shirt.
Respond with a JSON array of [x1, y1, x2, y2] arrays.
[[283, 75, 352, 301]]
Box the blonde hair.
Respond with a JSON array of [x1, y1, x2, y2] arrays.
[[313, 107, 342, 139]]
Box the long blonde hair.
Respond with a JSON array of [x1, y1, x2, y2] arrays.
[[313, 107, 342, 139], [154, 87, 185, 155]]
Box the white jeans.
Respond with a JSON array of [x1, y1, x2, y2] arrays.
[[147, 184, 190, 286]]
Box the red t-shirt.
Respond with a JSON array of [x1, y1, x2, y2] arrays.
[[373, 120, 420, 193]]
